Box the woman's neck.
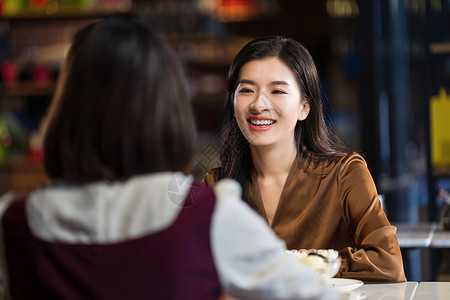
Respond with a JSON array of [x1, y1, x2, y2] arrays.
[[250, 142, 297, 179]]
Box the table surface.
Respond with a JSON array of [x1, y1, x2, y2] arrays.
[[354, 282, 417, 300], [414, 282, 450, 299], [393, 222, 450, 248], [393, 222, 436, 248], [431, 228, 450, 248], [353, 281, 450, 300]]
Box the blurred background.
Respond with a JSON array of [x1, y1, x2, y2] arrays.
[[0, 0, 449, 282]]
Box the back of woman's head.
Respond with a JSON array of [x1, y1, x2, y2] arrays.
[[44, 14, 195, 183]]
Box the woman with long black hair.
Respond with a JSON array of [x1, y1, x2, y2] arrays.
[[204, 35, 406, 283]]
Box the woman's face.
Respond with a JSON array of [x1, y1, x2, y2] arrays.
[[233, 57, 309, 148]]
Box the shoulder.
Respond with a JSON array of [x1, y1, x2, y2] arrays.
[[314, 152, 373, 185], [332, 153, 378, 198], [24, 173, 208, 244], [315, 152, 368, 174], [202, 167, 221, 188], [334, 152, 367, 168], [303, 152, 368, 176], [334, 152, 370, 176], [186, 180, 217, 209], [339, 152, 366, 163]]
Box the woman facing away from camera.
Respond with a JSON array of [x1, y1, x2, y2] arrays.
[[203, 36, 406, 283], [0, 15, 341, 300]]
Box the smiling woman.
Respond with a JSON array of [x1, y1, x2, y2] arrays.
[[233, 57, 309, 149], [203, 35, 407, 283]]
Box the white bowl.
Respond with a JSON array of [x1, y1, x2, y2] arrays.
[[286, 249, 341, 278]]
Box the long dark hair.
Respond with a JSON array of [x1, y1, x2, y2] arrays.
[[44, 14, 195, 183], [220, 36, 346, 186]]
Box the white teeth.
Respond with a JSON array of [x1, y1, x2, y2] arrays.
[[250, 119, 275, 126]]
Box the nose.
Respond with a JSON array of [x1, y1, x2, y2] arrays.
[[249, 91, 271, 113]]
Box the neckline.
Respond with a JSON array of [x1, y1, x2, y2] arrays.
[[249, 159, 300, 227]]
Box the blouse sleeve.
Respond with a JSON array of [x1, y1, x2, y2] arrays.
[[337, 154, 406, 283], [210, 179, 340, 300]]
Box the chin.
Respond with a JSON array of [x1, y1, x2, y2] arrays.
[[248, 139, 276, 148]]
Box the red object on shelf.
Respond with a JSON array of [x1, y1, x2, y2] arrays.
[[28, 131, 43, 164], [28, 148, 43, 164], [33, 64, 53, 85], [31, 0, 50, 9], [1, 60, 17, 85]]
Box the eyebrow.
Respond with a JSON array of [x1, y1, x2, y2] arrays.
[[238, 79, 256, 85], [237, 79, 290, 86], [270, 80, 289, 86]]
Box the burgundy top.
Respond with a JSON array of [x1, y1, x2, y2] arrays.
[[2, 182, 220, 300]]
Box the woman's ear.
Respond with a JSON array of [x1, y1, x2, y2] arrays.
[[298, 99, 310, 121]]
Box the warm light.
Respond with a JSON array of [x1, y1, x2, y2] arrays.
[[46, 1, 59, 15], [431, 0, 442, 11], [199, 0, 279, 22], [405, 0, 426, 13], [216, 0, 257, 22], [327, 0, 359, 18]]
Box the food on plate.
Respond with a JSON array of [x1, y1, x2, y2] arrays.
[[286, 249, 341, 278]]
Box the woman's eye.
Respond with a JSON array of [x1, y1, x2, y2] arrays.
[[272, 90, 286, 94], [239, 88, 253, 94]]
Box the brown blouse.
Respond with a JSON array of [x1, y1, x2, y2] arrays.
[[203, 153, 406, 283]]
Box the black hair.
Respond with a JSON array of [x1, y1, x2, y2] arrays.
[[44, 14, 195, 183]]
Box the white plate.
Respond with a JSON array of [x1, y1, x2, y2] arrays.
[[327, 278, 363, 292]]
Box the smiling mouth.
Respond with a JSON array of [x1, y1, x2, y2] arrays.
[[248, 118, 277, 127]]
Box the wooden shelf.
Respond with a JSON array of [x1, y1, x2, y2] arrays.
[[433, 166, 450, 177], [0, 2, 131, 21], [430, 43, 450, 55], [1, 82, 56, 97], [0, 157, 48, 196]]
